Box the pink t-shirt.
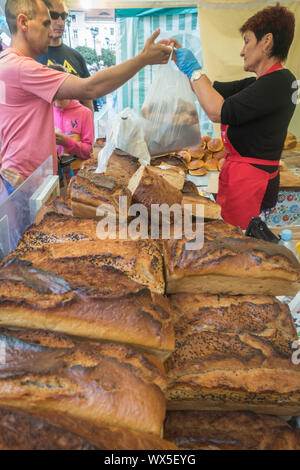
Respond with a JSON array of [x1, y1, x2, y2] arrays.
[[54, 100, 94, 160], [0, 48, 69, 178]]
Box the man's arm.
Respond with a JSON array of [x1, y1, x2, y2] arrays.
[[81, 100, 94, 113], [55, 30, 171, 101]]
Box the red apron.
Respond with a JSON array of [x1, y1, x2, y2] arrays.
[[216, 62, 282, 230]]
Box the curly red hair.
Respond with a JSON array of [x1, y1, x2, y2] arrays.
[[240, 3, 295, 61]]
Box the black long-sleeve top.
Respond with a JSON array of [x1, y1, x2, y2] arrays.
[[213, 69, 297, 209]]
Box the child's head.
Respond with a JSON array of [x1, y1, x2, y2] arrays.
[[49, 63, 71, 110]]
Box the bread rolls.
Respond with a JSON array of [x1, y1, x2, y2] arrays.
[[201, 135, 212, 149], [189, 167, 207, 176], [204, 157, 219, 171], [187, 159, 205, 170], [207, 138, 223, 153]]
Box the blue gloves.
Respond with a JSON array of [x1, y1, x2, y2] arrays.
[[175, 48, 201, 79]]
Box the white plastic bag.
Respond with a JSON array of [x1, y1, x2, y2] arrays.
[[96, 108, 150, 174], [141, 54, 201, 156]]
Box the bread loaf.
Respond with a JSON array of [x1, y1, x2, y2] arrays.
[[182, 181, 199, 195], [163, 220, 300, 296], [81, 158, 98, 172], [69, 170, 131, 219], [105, 152, 141, 186], [6, 408, 178, 450], [0, 259, 174, 358], [181, 194, 221, 221], [9, 211, 165, 295], [151, 155, 188, 173], [0, 327, 166, 436], [128, 165, 183, 212], [148, 165, 185, 191], [33, 198, 73, 225], [164, 411, 300, 450], [0, 407, 97, 450], [166, 293, 300, 415], [6, 240, 165, 295]]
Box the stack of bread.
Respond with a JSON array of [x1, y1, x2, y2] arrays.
[[178, 135, 227, 176], [0, 182, 179, 449], [162, 219, 300, 449], [1, 148, 300, 449]]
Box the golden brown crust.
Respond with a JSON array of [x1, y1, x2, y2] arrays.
[[181, 195, 221, 220], [16, 409, 178, 450], [69, 170, 132, 219], [201, 135, 212, 149], [81, 158, 98, 172], [128, 166, 183, 211], [187, 159, 205, 170], [16, 212, 98, 255], [189, 167, 207, 176], [151, 155, 188, 172], [207, 138, 223, 153], [0, 260, 174, 358], [187, 147, 205, 159], [177, 151, 191, 164], [204, 157, 219, 171], [214, 148, 227, 160], [0, 328, 166, 436], [6, 212, 165, 295], [0, 407, 97, 450], [163, 220, 300, 295], [105, 152, 141, 186], [148, 165, 186, 190], [164, 411, 300, 450], [166, 293, 300, 415], [182, 181, 199, 195], [33, 198, 73, 225], [5, 239, 165, 295]]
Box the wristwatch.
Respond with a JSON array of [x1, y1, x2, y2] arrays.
[[190, 69, 205, 82]]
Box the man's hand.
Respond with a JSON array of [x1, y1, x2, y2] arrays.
[[0, 168, 24, 188], [140, 29, 173, 66], [55, 131, 67, 146], [175, 48, 202, 79]]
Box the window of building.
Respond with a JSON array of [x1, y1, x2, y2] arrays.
[[73, 29, 78, 39]]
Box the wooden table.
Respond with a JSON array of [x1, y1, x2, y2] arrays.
[[271, 226, 300, 245], [279, 170, 300, 191]]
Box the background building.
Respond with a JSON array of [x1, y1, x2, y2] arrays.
[[64, 9, 116, 55]]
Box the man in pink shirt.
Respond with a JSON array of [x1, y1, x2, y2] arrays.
[[0, 0, 171, 186]]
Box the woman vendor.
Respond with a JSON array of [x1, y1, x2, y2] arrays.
[[170, 3, 297, 230]]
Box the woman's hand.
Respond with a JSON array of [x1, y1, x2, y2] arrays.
[[159, 38, 182, 62], [175, 48, 202, 78], [55, 131, 67, 146], [0, 168, 24, 188]]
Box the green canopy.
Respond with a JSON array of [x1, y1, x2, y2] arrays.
[[115, 8, 198, 17]]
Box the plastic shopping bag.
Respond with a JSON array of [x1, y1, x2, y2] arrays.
[[96, 108, 150, 173], [141, 54, 201, 156]]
